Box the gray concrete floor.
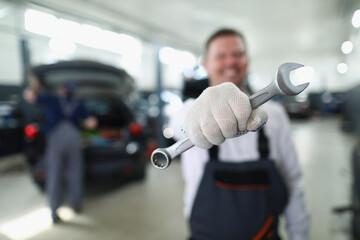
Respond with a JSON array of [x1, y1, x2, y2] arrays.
[[0, 116, 357, 240]]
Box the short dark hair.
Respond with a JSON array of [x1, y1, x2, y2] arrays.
[[204, 28, 247, 56]]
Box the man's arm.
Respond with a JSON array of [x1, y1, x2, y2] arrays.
[[75, 103, 98, 130], [274, 106, 310, 240], [23, 77, 41, 104]]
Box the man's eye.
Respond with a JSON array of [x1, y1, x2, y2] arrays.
[[216, 54, 225, 60], [234, 52, 245, 58]]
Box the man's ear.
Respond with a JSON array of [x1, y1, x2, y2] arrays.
[[202, 57, 208, 71]]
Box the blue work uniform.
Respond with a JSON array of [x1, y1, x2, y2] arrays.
[[37, 93, 90, 218]]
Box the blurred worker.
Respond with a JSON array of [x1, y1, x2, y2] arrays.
[[170, 28, 309, 239], [23, 78, 97, 223]]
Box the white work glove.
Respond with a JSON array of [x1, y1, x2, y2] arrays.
[[183, 82, 268, 149]]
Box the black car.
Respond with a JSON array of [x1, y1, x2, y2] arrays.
[[279, 95, 312, 119], [23, 60, 148, 190], [0, 97, 24, 157]]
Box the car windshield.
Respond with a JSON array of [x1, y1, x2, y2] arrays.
[[84, 98, 133, 127]]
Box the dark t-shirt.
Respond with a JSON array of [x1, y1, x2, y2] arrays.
[[36, 93, 90, 134]]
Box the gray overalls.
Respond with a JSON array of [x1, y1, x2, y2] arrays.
[[45, 97, 83, 217], [189, 128, 288, 240]]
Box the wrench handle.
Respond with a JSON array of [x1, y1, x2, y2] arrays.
[[249, 81, 282, 108]]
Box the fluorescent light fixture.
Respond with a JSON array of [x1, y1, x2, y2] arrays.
[[352, 9, 360, 28], [341, 41, 353, 54], [337, 63, 348, 74], [78, 24, 103, 49], [159, 47, 196, 72], [56, 18, 82, 41], [101, 30, 124, 54], [48, 38, 76, 55], [24, 9, 57, 37], [120, 54, 142, 74], [102, 30, 142, 55], [24, 9, 142, 56], [117, 34, 142, 55]]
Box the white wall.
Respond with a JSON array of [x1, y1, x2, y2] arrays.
[[0, 32, 22, 86], [0, 1, 23, 86], [137, 42, 157, 91]]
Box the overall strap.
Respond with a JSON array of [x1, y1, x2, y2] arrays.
[[208, 127, 270, 161], [258, 127, 270, 159], [209, 143, 219, 161]]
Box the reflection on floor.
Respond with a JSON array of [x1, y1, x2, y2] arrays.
[[0, 116, 357, 240]]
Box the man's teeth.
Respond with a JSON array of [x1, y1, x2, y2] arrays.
[[224, 69, 237, 77]]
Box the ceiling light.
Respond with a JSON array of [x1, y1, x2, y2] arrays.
[[78, 24, 103, 49], [102, 31, 142, 55], [24, 9, 57, 37], [341, 41, 353, 54], [337, 63, 348, 74], [48, 38, 76, 55], [159, 47, 196, 72], [24, 9, 142, 56], [352, 9, 360, 28]]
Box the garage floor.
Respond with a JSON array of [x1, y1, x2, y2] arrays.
[[0, 116, 357, 240]]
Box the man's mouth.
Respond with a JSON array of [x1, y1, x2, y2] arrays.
[[223, 69, 238, 78]]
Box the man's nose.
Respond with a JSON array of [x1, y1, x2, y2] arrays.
[[224, 55, 238, 65]]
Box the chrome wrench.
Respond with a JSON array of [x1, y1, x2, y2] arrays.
[[151, 62, 310, 169]]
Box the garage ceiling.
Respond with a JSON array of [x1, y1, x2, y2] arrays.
[[21, 0, 360, 81]]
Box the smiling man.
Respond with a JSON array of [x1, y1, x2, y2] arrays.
[[170, 28, 309, 240], [203, 30, 248, 90]]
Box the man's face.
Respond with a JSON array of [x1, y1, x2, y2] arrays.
[[203, 35, 248, 88]]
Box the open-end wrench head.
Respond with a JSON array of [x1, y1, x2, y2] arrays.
[[277, 62, 310, 96]]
